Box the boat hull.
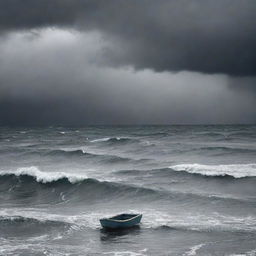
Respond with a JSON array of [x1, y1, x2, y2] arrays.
[[100, 214, 142, 229]]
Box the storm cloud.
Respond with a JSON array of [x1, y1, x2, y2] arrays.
[[0, 1, 255, 125], [0, 0, 256, 76], [0, 29, 255, 125]]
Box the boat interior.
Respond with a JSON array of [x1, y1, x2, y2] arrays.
[[109, 214, 138, 220]]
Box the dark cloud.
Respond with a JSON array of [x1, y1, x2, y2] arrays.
[[0, 29, 255, 125], [0, 1, 255, 125], [0, 0, 256, 76]]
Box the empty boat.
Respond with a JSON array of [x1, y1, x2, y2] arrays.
[[100, 213, 142, 229]]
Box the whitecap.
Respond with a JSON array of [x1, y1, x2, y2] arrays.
[[0, 166, 88, 184], [91, 137, 111, 143], [169, 163, 256, 178], [183, 244, 205, 256]]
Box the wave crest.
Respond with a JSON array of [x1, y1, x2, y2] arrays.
[[0, 167, 164, 205], [0, 167, 88, 184], [0, 215, 68, 227], [90, 137, 137, 144], [41, 149, 134, 163], [169, 163, 256, 178]]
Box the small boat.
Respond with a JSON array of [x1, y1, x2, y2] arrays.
[[100, 213, 142, 229]]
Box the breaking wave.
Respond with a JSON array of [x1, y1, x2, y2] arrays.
[[0, 215, 68, 227], [142, 211, 256, 232], [0, 215, 71, 239], [1, 210, 256, 234], [0, 167, 165, 205], [90, 137, 138, 144], [0, 167, 88, 184], [45, 149, 133, 163], [169, 163, 256, 178], [1, 167, 255, 207]]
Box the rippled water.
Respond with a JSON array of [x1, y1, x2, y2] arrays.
[[0, 125, 256, 255]]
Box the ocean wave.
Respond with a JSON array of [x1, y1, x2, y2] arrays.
[[195, 132, 226, 137], [229, 131, 256, 138], [0, 214, 72, 240], [47, 149, 88, 157], [0, 167, 88, 183], [90, 137, 138, 144], [0, 215, 68, 227], [46, 149, 94, 157], [41, 149, 134, 163], [183, 243, 205, 256], [131, 132, 168, 137], [0, 209, 102, 231], [142, 211, 256, 232], [90, 137, 111, 143], [0, 167, 165, 205], [197, 146, 256, 154], [169, 163, 256, 178], [1, 167, 255, 207], [1, 207, 256, 234], [172, 146, 256, 155]]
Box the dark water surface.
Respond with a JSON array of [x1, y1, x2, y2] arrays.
[[0, 125, 256, 255]]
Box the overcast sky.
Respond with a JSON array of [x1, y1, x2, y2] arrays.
[[0, 0, 255, 125]]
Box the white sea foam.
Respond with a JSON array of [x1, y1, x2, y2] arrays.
[[1, 207, 256, 234], [229, 250, 256, 256], [91, 137, 111, 143], [103, 249, 148, 256], [246, 249, 256, 256], [59, 147, 87, 154], [0, 208, 119, 230], [169, 163, 256, 178], [0, 165, 123, 185], [90, 137, 126, 143], [0, 166, 88, 184], [140, 210, 256, 232], [183, 244, 205, 256]]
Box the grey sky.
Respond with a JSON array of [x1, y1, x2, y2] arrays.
[[0, 1, 255, 125]]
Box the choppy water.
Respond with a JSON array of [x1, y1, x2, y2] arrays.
[[0, 125, 256, 256]]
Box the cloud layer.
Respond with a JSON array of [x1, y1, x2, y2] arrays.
[[0, 29, 255, 125], [0, 1, 255, 125], [1, 0, 256, 75]]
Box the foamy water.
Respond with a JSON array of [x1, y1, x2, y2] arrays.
[[0, 125, 256, 255]]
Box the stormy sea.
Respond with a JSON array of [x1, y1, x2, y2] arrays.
[[0, 125, 256, 256]]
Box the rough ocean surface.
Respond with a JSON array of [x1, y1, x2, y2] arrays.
[[0, 125, 256, 256]]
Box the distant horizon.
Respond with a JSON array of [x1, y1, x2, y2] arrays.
[[1, 123, 256, 128]]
